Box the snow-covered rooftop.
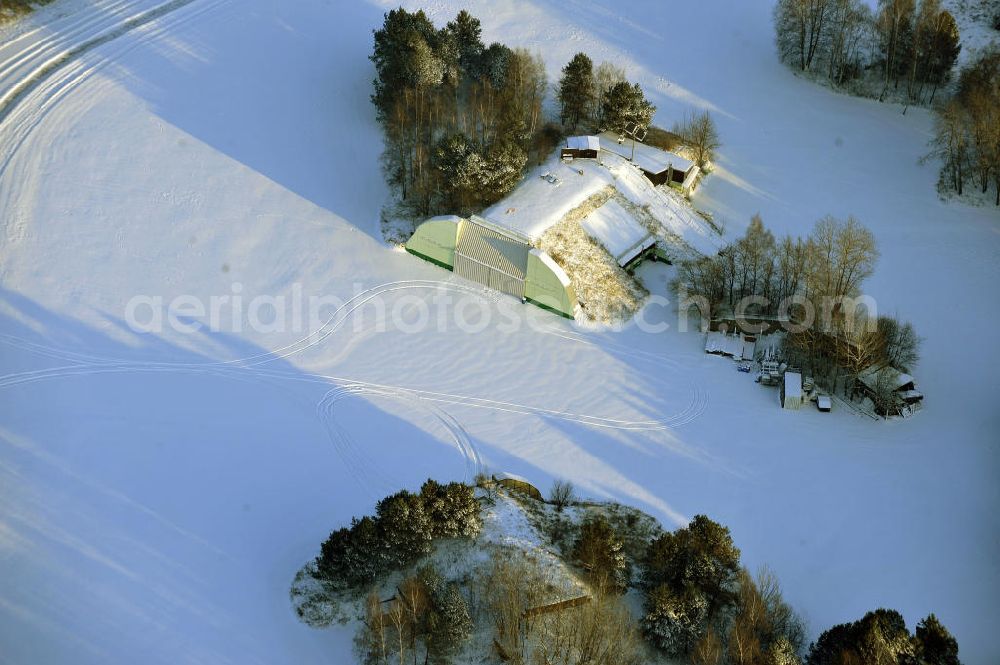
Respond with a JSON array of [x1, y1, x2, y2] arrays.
[[784, 371, 803, 399], [598, 131, 694, 174], [858, 367, 915, 391], [579, 199, 653, 265], [482, 157, 613, 239], [567, 135, 599, 151]]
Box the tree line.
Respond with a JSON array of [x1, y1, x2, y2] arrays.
[[928, 48, 1000, 205], [555, 52, 721, 170], [371, 9, 552, 217], [773, 0, 961, 104], [312, 477, 960, 664], [371, 9, 722, 221]]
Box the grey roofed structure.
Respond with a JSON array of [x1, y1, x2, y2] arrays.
[[597, 131, 699, 190]]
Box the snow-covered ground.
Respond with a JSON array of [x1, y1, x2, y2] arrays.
[[0, 1, 997, 664]]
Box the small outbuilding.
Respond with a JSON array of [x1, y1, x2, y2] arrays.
[[781, 371, 803, 410], [816, 395, 832, 412], [493, 473, 543, 500], [561, 135, 600, 160], [598, 132, 700, 194], [855, 366, 924, 416]]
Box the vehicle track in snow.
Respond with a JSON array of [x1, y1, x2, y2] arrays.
[[316, 382, 484, 495], [0, 0, 233, 183], [0, 280, 711, 431]]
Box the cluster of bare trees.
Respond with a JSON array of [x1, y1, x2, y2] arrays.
[[674, 214, 877, 324], [692, 568, 805, 665], [929, 48, 1000, 204], [480, 549, 644, 665], [676, 214, 920, 393], [371, 9, 550, 216], [360, 565, 472, 665], [774, 0, 961, 102]]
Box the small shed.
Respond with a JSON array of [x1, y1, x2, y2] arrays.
[[781, 371, 803, 409], [561, 135, 600, 160], [816, 395, 832, 412], [493, 473, 543, 501], [597, 132, 700, 193]]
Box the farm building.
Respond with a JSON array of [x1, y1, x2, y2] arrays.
[[406, 146, 721, 321], [781, 371, 803, 409], [855, 366, 924, 416], [560, 135, 600, 160], [598, 132, 700, 194], [579, 199, 656, 268], [406, 214, 577, 318]]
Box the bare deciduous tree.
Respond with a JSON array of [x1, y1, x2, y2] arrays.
[[549, 479, 576, 512], [672, 110, 721, 170]]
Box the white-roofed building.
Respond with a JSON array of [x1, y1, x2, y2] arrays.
[[781, 371, 803, 409], [598, 131, 700, 194], [561, 135, 600, 159], [579, 199, 655, 267]]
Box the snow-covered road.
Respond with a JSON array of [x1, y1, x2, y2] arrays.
[[0, 0, 997, 664]]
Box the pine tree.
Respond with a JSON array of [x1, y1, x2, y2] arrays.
[[420, 479, 482, 539], [642, 584, 710, 656], [914, 614, 960, 665], [445, 10, 484, 74], [641, 515, 741, 614], [601, 81, 656, 134], [375, 490, 433, 566], [557, 52, 595, 129]]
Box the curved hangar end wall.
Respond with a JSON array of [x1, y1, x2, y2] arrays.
[[406, 217, 577, 319]]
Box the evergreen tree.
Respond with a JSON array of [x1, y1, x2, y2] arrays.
[[478, 42, 513, 89], [806, 608, 916, 665], [370, 8, 438, 120], [914, 615, 960, 665], [316, 515, 387, 588], [557, 52, 595, 129], [601, 81, 656, 134], [642, 584, 709, 656], [641, 515, 741, 613], [420, 479, 482, 539], [445, 9, 484, 74], [375, 490, 433, 566], [415, 565, 472, 665]]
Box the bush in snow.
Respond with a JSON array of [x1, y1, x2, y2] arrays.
[[765, 636, 803, 665], [572, 515, 630, 594], [419, 479, 482, 539]]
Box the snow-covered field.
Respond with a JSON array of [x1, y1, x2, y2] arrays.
[[0, 1, 997, 664]]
